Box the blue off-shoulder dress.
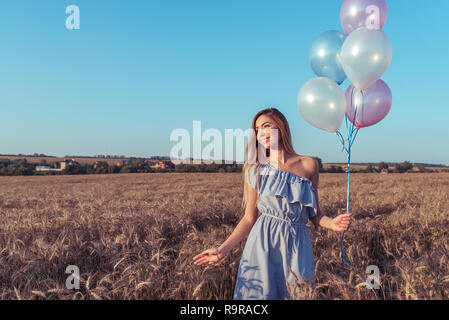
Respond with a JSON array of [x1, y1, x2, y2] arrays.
[[233, 163, 318, 300]]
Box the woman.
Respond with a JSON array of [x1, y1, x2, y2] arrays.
[[192, 108, 352, 300]]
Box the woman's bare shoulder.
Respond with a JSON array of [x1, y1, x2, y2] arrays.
[[290, 155, 319, 179]]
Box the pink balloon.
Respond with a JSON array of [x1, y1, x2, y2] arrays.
[[345, 79, 392, 129], [340, 0, 388, 34]]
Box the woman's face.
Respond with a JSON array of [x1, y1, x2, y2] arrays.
[[255, 115, 279, 150]]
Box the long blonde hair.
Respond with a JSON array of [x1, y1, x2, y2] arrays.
[[241, 108, 296, 210]]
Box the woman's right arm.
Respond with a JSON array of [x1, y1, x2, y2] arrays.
[[193, 181, 259, 266], [217, 182, 259, 258]]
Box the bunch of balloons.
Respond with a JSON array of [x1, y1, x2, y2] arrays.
[[298, 0, 392, 133], [297, 0, 392, 277]]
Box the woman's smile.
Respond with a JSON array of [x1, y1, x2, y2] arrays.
[[261, 137, 270, 148]]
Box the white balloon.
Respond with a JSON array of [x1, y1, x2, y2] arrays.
[[297, 77, 346, 133], [340, 27, 392, 90]]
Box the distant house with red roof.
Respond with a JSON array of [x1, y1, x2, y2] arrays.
[[151, 160, 168, 170]]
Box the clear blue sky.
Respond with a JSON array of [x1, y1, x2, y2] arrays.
[[0, 0, 448, 164]]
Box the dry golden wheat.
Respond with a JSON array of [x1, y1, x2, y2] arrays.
[[0, 172, 448, 299]]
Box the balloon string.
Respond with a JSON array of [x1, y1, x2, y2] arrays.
[[336, 131, 348, 153], [336, 88, 362, 279]]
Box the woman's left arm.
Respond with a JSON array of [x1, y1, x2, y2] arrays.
[[305, 158, 352, 232]]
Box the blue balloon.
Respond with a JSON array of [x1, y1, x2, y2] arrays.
[[309, 30, 347, 85]]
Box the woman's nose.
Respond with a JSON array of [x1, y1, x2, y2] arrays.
[[259, 129, 270, 137]]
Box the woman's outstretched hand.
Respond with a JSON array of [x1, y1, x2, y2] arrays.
[[192, 248, 225, 266], [329, 213, 352, 232]]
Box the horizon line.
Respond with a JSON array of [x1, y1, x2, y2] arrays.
[[0, 153, 448, 167]]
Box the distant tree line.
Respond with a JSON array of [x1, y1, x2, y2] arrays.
[[0, 159, 35, 176], [174, 162, 243, 173], [62, 160, 176, 175], [67, 154, 128, 159], [0, 158, 175, 176], [361, 161, 436, 173], [0, 157, 446, 176], [9, 153, 54, 157]]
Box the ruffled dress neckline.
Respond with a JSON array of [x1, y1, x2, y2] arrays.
[[261, 162, 315, 193]]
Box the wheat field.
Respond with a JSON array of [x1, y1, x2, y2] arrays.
[[0, 172, 448, 300]]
